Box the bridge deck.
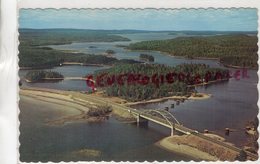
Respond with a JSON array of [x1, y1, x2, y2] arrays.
[[87, 98, 257, 160]]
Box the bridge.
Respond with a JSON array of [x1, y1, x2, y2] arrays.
[[76, 93, 258, 160], [129, 109, 190, 135], [128, 108, 258, 160], [20, 88, 258, 160]]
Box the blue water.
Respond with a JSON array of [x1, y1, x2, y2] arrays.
[[19, 32, 258, 161]]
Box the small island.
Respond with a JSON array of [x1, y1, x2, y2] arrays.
[[105, 49, 116, 54], [25, 70, 64, 82], [139, 54, 154, 62], [19, 29, 131, 69], [87, 105, 112, 118], [19, 46, 141, 69]]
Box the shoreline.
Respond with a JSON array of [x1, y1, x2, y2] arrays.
[[20, 66, 56, 70], [20, 62, 109, 70], [125, 48, 256, 69], [156, 135, 240, 161], [22, 76, 223, 106], [62, 62, 109, 67], [19, 87, 259, 160], [20, 89, 113, 126], [125, 93, 211, 106], [188, 78, 229, 87], [20, 88, 135, 122], [221, 63, 258, 70], [155, 136, 218, 161]]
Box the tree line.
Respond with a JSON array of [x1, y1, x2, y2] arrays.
[[25, 71, 64, 82], [19, 29, 134, 68], [139, 54, 154, 62], [128, 35, 258, 68], [19, 46, 140, 68], [92, 63, 229, 102]]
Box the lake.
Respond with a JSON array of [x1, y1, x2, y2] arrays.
[[19, 32, 258, 161]]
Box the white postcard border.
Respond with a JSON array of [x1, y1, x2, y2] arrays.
[[0, 0, 260, 164]]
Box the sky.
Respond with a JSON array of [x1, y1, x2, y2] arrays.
[[19, 9, 258, 31]]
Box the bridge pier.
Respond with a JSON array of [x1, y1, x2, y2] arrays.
[[137, 115, 149, 127], [171, 125, 176, 136]]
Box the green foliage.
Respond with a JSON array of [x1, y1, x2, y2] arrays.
[[19, 46, 138, 68], [87, 105, 112, 117], [19, 47, 63, 67], [93, 63, 228, 102], [139, 54, 154, 62], [25, 70, 64, 82], [105, 50, 115, 54], [113, 59, 141, 65], [168, 31, 257, 36], [63, 54, 118, 64], [220, 56, 257, 68], [19, 29, 132, 68], [19, 29, 130, 46], [128, 35, 258, 68]]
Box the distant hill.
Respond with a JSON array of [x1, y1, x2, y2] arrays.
[[128, 34, 258, 68], [19, 28, 257, 36], [19, 28, 131, 46]]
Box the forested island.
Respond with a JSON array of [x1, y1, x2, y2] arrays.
[[19, 29, 141, 68], [92, 63, 229, 102], [20, 46, 141, 69], [25, 71, 64, 82], [139, 54, 154, 62], [128, 35, 258, 68], [105, 50, 116, 54]]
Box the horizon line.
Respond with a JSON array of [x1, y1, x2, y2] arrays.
[[18, 28, 258, 32]]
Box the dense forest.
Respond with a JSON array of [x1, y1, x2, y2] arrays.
[[92, 63, 229, 101], [19, 29, 130, 46], [19, 46, 141, 68], [19, 29, 138, 68], [25, 71, 64, 82], [128, 35, 258, 68], [139, 54, 154, 62], [169, 31, 257, 36]]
